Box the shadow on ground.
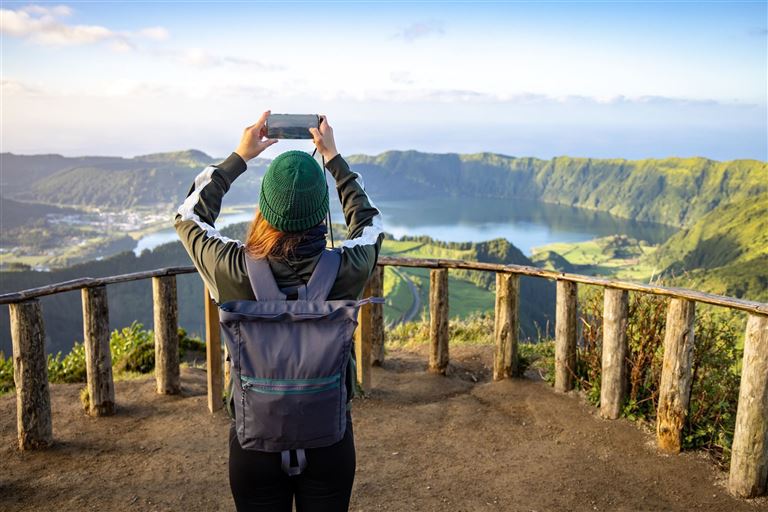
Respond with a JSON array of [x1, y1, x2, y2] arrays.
[[1, 345, 765, 511]]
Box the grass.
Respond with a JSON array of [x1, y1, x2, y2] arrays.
[[379, 238, 498, 325], [386, 313, 495, 348], [445, 272, 495, 318], [532, 235, 659, 281], [382, 266, 495, 325], [383, 267, 416, 324]]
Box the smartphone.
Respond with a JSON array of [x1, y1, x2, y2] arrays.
[[266, 114, 319, 139]]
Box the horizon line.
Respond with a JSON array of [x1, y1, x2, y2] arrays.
[[2, 148, 767, 165]]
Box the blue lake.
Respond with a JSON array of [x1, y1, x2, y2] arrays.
[[135, 198, 676, 256]]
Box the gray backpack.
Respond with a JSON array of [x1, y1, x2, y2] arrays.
[[218, 248, 382, 475]]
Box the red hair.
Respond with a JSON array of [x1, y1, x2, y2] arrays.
[[245, 209, 304, 259]]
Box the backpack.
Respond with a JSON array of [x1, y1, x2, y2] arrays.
[[218, 248, 382, 475]]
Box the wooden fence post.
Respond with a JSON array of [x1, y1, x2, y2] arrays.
[[82, 286, 115, 416], [429, 269, 449, 375], [728, 313, 768, 498], [224, 344, 231, 398], [369, 266, 386, 366], [494, 273, 519, 380], [600, 288, 629, 419], [656, 298, 696, 453], [204, 286, 223, 413], [354, 293, 374, 393], [153, 276, 180, 395], [555, 280, 578, 392], [10, 300, 53, 450]]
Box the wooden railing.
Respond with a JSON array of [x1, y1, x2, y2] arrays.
[[2, 257, 767, 498]]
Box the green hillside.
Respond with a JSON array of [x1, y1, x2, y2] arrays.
[[2, 151, 268, 209], [0, 153, 130, 195], [532, 235, 657, 280], [21, 166, 193, 208], [347, 151, 767, 227], [653, 194, 768, 270], [650, 194, 768, 301]]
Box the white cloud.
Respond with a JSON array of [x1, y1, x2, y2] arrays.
[[20, 4, 72, 17], [137, 26, 169, 41], [109, 40, 134, 53], [1, 79, 42, 95], [1, 5, 264, 72], [171, 48, 283, 70], [0, 4, 169, 48], [331, 88, 754, 108], [5, 73, 745, 112], [390, 71, 415, 85], [394, 20, 444, 42], [0, 77, 287, 102]]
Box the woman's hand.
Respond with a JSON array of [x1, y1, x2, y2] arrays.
[[235, 110, 278, 162], [309, 115, 339, 162]]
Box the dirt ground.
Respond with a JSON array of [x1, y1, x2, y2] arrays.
[[1, 345, 766, 512]]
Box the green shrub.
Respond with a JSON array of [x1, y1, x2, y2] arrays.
[[179, 327, 205, 354], [48, 341, 88, 384], [519, 340, 555, 383], [386, 318, 430, 347], [1, 322, 205, 394], [447, 313, 494, 345], [110, 321, 154, 373], [684, 310, 742, 464], [537, 286, 743, 466]]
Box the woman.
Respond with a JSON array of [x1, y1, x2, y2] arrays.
[[174, 111, 383, 511]]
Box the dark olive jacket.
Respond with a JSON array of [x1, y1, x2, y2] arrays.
[[174, 152, 384, 305], [173, 152, 384, 406]]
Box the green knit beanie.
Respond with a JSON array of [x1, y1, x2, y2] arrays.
[[259, 150, 329, 232]]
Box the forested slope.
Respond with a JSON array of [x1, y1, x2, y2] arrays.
[[347, 151, 766, 227], [5, 150, 764, 227], [2, 150, 268, 208], [650, 194, 768, 301]]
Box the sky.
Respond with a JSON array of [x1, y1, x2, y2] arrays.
[[1, 1, 767, 161]]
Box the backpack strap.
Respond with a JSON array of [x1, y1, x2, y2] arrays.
[[305, 249, 342, 301], [281, 449, 307, 476], [244, 256, 287, 301]]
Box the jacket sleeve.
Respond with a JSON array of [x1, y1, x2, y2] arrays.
[[173, 152, 248, 304], [325, 154, 384, 292]]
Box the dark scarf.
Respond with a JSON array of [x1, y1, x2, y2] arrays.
[[271, 223, 329, 292], [290, 223, 328, 258]]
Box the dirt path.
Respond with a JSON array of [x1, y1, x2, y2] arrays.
[[1, 346, 766, 512]]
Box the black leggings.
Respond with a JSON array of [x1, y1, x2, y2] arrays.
[[228, 415, 356, 512]]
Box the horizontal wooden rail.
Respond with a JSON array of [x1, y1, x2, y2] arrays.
[[0, 266, 198, 305], [3, 258, 766, 315], [376, 256, 768, 315]]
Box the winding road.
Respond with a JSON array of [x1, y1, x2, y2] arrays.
[[390, 267, 422, 324]]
